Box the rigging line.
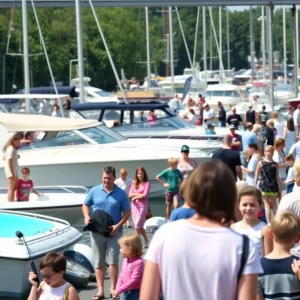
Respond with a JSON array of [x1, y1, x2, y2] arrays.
[[6, 5, 15, 54], [11, 56, 18, 93]]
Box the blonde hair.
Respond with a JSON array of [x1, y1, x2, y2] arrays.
[[6, 133, 23, 148], [119, 168, 128, 175], [168, 158, 179, 167], [252, 124, 261, 133], [179, 180, 188, 198], [271, 211, 300, 243], [274, 138, 285, 149], [294, 160, 300, 181], [236, 181, 248, 197], [118, 234, 143, 257], [271, 111, 279, 120], [266, 120, 274, 127], [264, 145, 274, 154]]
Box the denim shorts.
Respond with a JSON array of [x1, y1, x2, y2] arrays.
[[123, 289, 140, 300]]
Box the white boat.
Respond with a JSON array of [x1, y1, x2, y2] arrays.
[[157, 66, 221, 94], [204, 84, 242, 109], [0, 114, 212, 197], [70, 77, 119, 103], [0, 210, 82, 297], [0, 186, 87, 224]]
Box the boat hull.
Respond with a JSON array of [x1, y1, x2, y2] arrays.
[[0, 158, 210, 198]]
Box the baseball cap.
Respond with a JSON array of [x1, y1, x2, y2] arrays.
[[181, 145, 190, 152], [229, 124, 236, 129], [203, 103, 209, 108]]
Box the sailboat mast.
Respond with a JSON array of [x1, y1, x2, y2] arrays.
[[75, 0, 85, 103], [219, 7, 222, 79], [145, 7, 151, 88], [283, 6, 287, 84], [226, 7, 230, 70], [203, 6, 207, 89], [169, 7, 174, 95], [22, 0, 30, 112], [261, 6, 266, 79], [193, 7, 200, 68], [250, 6, 255, 81]]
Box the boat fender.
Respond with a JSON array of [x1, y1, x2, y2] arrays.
[[63, 244, 94, 273], [144, 217, 167, 233]]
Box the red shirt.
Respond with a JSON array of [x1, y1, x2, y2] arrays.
[[230, 133, 241, 151], [17, 179, 33, 201]]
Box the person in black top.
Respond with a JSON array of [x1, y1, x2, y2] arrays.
[[226, 107, 243, 128], [266, 119, 276, 146], [259, 106, 268, 125], [211, 134, 242, 181], [245, 105, 256, 125], [217, 101, 226, 127]]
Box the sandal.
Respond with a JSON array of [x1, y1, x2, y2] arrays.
[[110, 293, 120, 299], [93, 295, 105, 300]]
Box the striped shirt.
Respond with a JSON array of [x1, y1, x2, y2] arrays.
[[258, 255, 300, 299]]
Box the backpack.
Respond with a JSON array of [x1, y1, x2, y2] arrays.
[[237, 235, 250, 281]]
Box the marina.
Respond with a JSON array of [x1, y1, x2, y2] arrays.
[[1, 0, 300, 299]]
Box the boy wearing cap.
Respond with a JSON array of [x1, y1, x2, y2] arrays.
[[205, 123, 216, 135], [156, 158, 183, 220]]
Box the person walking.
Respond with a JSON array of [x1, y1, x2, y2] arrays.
[[217, 101, 226, 127], [245, 105, 256, 125], [5, 134, 21, 201], [271, 111, 284, 140], [82, 166, 131, 300], [212, 135, 242, 181], [242, 143, 261, 187], [255, 146, 281, 225], [140, 160, 262, 300], [229, 124, 242, 154], [273, 138, 288, 191], [283, 118, 296, 154], [128, 167, 150, 248], [226, 107, 243, 128], [293, 104, 300, 137], [177, 145, 197, 180], [259, 105, 268, 126]]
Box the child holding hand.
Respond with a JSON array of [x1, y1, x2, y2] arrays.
[[111, 234, 144, 300]]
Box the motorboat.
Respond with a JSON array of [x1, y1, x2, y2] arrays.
[[0, 186, 87, 224], [70, 101, 240, 141], [0, 210, 82, 297], [0, 94, 71, 116], [0, 114, 212, 197], [274, 83, 294, 105], [204, 83, 242, 109]]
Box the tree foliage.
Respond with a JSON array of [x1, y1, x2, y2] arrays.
[[0, 6, 295, 92]]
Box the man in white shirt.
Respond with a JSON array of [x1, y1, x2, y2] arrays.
[[168, 94, 181, 113], [293, 104, 300, 137], [289, 141, 300, 161], [202, 103, 215, 126], [278, 160, 300, 256]]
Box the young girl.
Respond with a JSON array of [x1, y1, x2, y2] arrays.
[[129, 167, 150, 247], [273, 138, 288, 190], [231, 187, 273, 257], [28, 252, 79, 300], [5, 134, 22, 201], [255, 145, 281, 225], [112, 234, 144, 300]]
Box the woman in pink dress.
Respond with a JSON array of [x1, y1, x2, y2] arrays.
[[129, 167, 150, 247]]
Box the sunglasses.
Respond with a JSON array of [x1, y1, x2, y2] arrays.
[[39, 272, 57, 279]]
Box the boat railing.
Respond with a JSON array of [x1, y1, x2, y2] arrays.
[[145, 134, 224, 142], [0, 185, 88, 195]]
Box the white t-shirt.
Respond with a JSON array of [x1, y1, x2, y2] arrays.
[[4, 145, 19, 178], [293, 109, 300, 126], [273, 151, 286, 179], [274, 120, 285, 139], [145, 220, 262, 300], [290, 141, 300, 161], [114, 178, 133, 195], [203, 108, 215, 124]]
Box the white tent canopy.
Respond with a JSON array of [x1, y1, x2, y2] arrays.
[[0, 113, 100, 132]]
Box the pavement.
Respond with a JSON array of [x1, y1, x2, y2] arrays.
[[77, 226, 152, 300]]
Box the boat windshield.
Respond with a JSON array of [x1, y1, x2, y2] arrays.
[[115, 115, 192, 133], [205, 90, 239, 97], [92, 90, 116, 98], [19, 125, 125, 150]]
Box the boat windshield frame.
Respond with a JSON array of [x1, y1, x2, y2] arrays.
[[18, 124, 126, 151]]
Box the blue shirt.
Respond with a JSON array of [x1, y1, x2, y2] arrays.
[[242, 130, 258, 150], [170, 207, 195, 221], [84, 184, 131, 225]]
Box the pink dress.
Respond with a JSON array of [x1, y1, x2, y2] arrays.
[[129, 181, 150, 229]]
